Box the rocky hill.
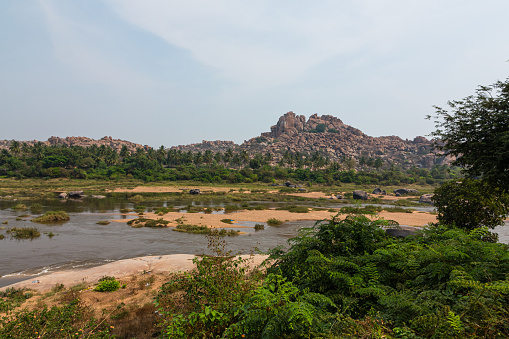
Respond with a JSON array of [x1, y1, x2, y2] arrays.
[[1, 112, 445, 169], [172, 111, 444, 169], [0, 136, 150, 153]]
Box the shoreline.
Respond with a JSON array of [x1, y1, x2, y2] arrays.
[[0, 254, 269, 293]]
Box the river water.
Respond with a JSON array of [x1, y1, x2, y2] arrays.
[[0, 197, 316, 287], [1, 197, 508, 288]]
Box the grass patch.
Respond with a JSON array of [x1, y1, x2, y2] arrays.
[[127, 218, 169, 228], [173, 224, 210, 234], [221, 218, 233, 224], [119, 208, 133, 213], [11, 203, 27, 210], [6, 227, 41, 239], [0, 288, 33, 313], [267, 218, 283, 226], [254, 223, 265, 231], [224, 204, 242, 213], [276, 205, 309, 213], [340, 205, 382, 215], [392, 199, 421, 207], [383, 206, 415, 213], [173, 225, 239, 236], [96, 220, 111, 225], [31, 211, 70, 223], [154, 206, 175, 215]]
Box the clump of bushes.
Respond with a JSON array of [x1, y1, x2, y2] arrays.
[[224, 204, 241, 213], [6, 227, 41, 239], [173, 224, 239, 236], [340, 205, 381, 215], [254, 223, 265, 231], [276, 205, 309, 213], [11, 203, 27, 210], [94, 276, 120, 292], [221, 219, 233, 224], [383, 206, 414, 213], [0, 287, 32, 312], [173, 224, 210, 234], [127, 218, 169, 228], [154, 206, 175, 215], [96, 220, 111, 225], [267, 218, 283, 226], [32, 211, 70, 223]]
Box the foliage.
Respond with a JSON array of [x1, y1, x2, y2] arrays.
[[127, 217, 169, 228], [267, 218, 283, 226], [254, 223, 265, 231], [31, 210, 70, 223], [0, 299, 115, 338], [433, 178, 509, 230], [173, 224, 211, 234], [155, 234, 261, 338], [0, 288, 32, 313], [96, 220, 110, 225], [225, 273, 336, 338], [94, 277, 121, 292], [277, 205, 309, 213], [221, 218, 233, 224], [266, 215, 509, 337], [428, 77, 509, 188], [6, 227, 40, 239]]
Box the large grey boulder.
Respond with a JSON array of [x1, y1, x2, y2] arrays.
[[353, 190, 368, 200], [189, 189, 200, 195], [385, 228, 418, 238], [394, 188, 419, 196], [68, 191, 83, 198], [419, 194, 434, 205], [372, 187, 382, 194]]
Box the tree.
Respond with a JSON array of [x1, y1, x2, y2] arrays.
[[428, 78, 509, 188], [432, 179, 509, 232]]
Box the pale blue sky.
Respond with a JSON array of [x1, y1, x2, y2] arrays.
[[1, 1, 508, 147]]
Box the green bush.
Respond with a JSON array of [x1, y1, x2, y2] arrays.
[[433, 179, 509, 230], [267, 218, 283, 226], [32, 211, 70, 223], [6, 227, 40, 239], [94, 277, 120, 292]]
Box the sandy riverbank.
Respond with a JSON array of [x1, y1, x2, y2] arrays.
[[0, 254, 269, 293], [115, 208, 437, 229]]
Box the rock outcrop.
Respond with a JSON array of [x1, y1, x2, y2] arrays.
[[1, 111, 448, 170]]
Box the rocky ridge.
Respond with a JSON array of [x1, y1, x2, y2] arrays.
[[240, 112, 442, 168], [1, 112, 446, 169], [0, 136, 150, 153]]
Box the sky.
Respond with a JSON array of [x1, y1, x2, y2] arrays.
[[1, 1, 508, 148]]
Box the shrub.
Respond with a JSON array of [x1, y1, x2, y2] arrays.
[[6, 227, 40, 239], [94, 277, 121, 292], [32, 211, 70, 223], [173, 224, 210, 234], [254, 223, 265, 231], [96, 220, 110, 225], [267, 218, 283, 226], [220, 219, 233, 224], [11, 203, 27, 210], [433, 179, 509, 230]]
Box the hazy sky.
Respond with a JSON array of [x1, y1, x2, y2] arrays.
[[1, 1, 508, 148]]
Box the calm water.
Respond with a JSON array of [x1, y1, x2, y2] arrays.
[[0, 197, 317, 287], [1, 197, 508, 288]]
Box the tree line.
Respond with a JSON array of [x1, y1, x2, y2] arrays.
[[0, 142, 456, 185]]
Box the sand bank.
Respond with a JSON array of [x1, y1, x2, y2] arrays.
[[0, 254, 269, 293]]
